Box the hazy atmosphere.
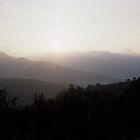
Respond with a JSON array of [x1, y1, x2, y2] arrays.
[[0, 0, 140, 55], [1, 1, 140, 140]]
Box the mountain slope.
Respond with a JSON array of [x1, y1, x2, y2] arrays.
[[0, 52, 120, 85], [28, 51, 140, 78]]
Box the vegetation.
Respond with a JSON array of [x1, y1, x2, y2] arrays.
[[0, 77, 140, 140]]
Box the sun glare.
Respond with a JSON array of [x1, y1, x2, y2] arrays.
[[45, 28, 73, 53], [47, 38, 67, 52]]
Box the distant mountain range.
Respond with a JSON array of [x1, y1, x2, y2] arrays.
[[28, 51, 140, 78], [1, 51, 139, 104], [0, 52, 120, 86]]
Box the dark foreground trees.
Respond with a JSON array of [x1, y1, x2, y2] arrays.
[[0, 78, 140, 140]]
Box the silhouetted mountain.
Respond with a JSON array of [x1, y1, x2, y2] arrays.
[[0, 52, 120, 85], [28, 51, 140, 78]]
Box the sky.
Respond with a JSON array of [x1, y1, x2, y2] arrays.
[[0, 0, 140, 55]]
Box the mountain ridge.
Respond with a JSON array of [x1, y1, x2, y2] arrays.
[[0, 51, 120, 86], [28, 51, 140, 78]]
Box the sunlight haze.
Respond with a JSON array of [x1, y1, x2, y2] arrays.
[[0, 0, 140, 55]]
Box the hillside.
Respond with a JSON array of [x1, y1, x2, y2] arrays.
[[0, 77, 129, 104], [0, 77, 68, 104], [0, 77, 140, 140]]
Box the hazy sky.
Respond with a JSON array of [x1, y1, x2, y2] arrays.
[[0, 0, 140, 54]]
